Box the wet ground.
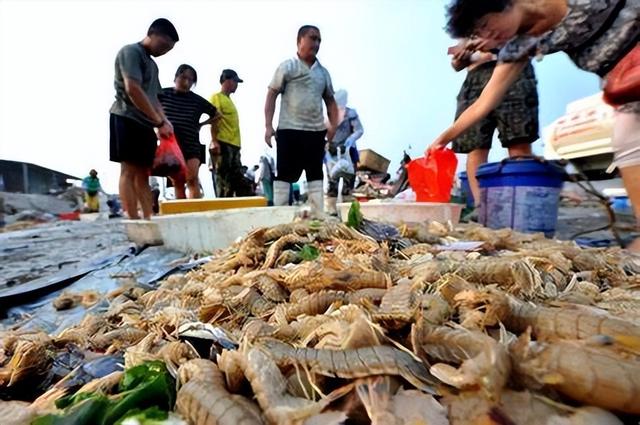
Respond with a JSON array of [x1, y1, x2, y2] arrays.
[[0, 219, 132, 289], [556, 201, 637, 243]]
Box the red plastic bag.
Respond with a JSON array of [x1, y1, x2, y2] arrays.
[[407, 148, 458, 202], [151, 134, 187, 179], [603, 44, 640, 106]]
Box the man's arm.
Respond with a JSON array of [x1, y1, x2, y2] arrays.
[[264, 88, 279, 147], [124, 77, 172, 137], [209, 116, 221, 154], [429, 60, 528, 152], [324, 94, 338, 142], [207, 97, 222, 154]]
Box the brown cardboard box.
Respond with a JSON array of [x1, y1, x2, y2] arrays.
[[358, 149, 390, 173]]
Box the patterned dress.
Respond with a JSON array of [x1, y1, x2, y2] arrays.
[[498, 0, 640, 112]]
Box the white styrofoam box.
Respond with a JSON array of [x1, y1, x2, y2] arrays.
[[153, 206, 299, 253], [602, 188, 627, 197], [123, 219, 164, 246], [337, 201, 463, 225]]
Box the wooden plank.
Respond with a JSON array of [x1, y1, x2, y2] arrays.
[[159, 196, 267, 215]]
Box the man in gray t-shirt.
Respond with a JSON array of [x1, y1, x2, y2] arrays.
[[109, 18, 178, 220], [264, 25, 338, 216]]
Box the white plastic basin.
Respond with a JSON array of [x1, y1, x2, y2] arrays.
[[153, 206, 299, 253], [337, 201, 463, 225]]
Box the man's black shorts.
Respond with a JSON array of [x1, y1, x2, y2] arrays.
[[275, 129, 326, 183], [109, 114, 158, 167], [452, 61, 539, 153]]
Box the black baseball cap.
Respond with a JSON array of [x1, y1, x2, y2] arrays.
[[220, 69, 243, 83]]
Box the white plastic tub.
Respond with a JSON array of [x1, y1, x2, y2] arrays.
[[337, 201, 463, 225], [153, 206, 299, 253]]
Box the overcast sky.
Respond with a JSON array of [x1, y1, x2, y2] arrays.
[[0, 0, 600, 193]]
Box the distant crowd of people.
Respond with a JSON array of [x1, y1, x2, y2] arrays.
[[105, 3, 640, 253], [107, 18, 363, 220]]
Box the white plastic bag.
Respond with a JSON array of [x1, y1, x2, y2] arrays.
[[394, 188, 416, 201], [330, 156, 354, 179]]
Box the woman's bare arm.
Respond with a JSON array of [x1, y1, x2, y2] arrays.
[[428, 60, 528, 152]]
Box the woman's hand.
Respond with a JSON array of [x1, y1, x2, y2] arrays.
[[425, 134, 450, 156]]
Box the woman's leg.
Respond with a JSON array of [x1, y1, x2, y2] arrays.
[[612, 111, 640, 252], [619, 165, 640, 252], [171, 175, 187, 199], [185, 158, 202, 198], [506, 142, 532, 157], [466, 148, 490, 207]]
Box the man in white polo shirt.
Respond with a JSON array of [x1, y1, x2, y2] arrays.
[[264, 25, 338, 215]]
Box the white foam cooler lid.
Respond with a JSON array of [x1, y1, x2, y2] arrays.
[[602, 188, 627, 197]]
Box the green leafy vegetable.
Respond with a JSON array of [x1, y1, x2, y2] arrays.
[[347, 200, 363, 228], [55, 391, 97, 410], [309, 219, 322, 230], [115, 406, 168, 425], [33, 396, 111, 425], [299, 244, 320, 261], [33, 361, 175, 425]]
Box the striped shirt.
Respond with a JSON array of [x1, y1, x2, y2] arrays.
[[158, 89, 217, 148]]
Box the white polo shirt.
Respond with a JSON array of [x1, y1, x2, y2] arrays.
[[269, 56, 334, 131]]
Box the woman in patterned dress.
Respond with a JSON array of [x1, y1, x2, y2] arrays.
[[429, 0, 640, 252]]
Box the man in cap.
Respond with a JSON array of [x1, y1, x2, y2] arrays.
[[209, 69, 244, 197], [264, 25, 338, 216], [109, 18, 178, 219]]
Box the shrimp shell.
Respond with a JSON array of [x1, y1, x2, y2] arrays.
[[258, 339, 437, 393], [488, 291, 640, 342], [411, 322, 510, 398], [510, 331, 640, 414], [262, 234, 310, 270], [177, 359, 264, 425], [241, 347, 345, 425]]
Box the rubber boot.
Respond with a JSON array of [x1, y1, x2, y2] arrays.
[[273, 180, 290, 206], [307, 180, 325, 218], [325, 196, 338, 216]]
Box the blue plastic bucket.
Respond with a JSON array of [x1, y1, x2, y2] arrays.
[[458, 171, 474, 208], [476, 158, 565, 237], [611, 196, 632, 214]]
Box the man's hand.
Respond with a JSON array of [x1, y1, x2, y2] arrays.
[[265, 125, 275, 147], [158, 120, 173, 138], [209, 140, 221, 155], [326, 125, 336, 144]]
